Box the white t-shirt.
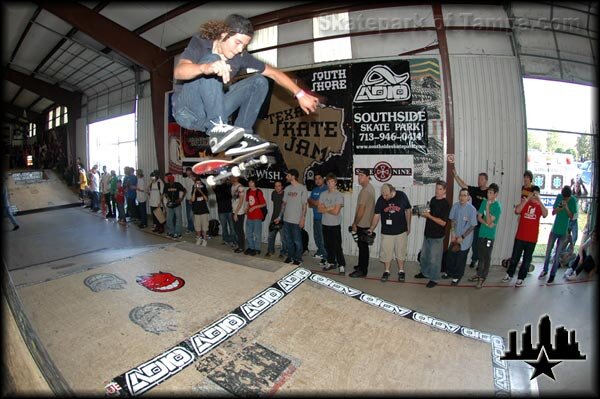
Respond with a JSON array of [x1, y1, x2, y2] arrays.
[[148, 178, 164, 207], [136, 177, 147, 203]]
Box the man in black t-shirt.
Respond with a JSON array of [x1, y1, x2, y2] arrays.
[[173, 14, 320, 155], [163, 173, 187, 239], [452, 167, 488, 268], [214, 181, 237, 247], [415, 180, 451, 288], [368, 184, 412, 283]]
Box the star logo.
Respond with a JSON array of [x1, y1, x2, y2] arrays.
[[525, 347, 561, 380]]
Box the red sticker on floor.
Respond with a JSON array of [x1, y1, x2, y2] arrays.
[[136, 271, 185, 292]]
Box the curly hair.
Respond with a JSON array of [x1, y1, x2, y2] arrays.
[[199, 20, 232, 41]]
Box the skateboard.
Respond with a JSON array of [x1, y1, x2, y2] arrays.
[[192, 147, 274, 186]]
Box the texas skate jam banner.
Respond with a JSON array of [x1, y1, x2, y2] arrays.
[[167, 58, 444, 188]]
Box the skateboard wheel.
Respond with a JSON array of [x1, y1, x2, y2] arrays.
[[259, 155, 268, 164], [207, 175, 216, 186], [232, 166, 241, 177]]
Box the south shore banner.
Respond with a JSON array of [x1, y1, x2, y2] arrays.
[[167, 58, 444, 190]]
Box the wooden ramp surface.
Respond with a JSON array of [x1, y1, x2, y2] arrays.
[[7, 169, 79, 212], [16, 245, 505, 396]]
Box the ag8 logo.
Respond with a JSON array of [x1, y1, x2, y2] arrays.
[[191, 314, 246, 356], [125, 347, 194, 396], [241, 287, 285, 320], [277, 267, 311, 293], [354, 65, 411, 103]]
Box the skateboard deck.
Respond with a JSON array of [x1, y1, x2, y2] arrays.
[[192, 147, 274, 186]]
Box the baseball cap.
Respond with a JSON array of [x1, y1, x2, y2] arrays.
[[225, 14, 254, 37]]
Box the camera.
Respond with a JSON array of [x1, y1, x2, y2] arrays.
[[412, 202, 430, 216], [348, 226, 359, 242]]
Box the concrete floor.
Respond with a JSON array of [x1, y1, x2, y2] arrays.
[[3, 201, 597, 396]]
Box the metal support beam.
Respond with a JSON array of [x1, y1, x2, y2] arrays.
[[3, 103, 41, 121], [432, 4, 455, 250], [5, 68, 82, 109], [150, 60, 173, 175], [35, 1, 170, 72]]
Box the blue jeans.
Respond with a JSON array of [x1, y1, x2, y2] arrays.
[[569, 218, 578, 244], [185, 200, 195, 232], [543, 231, 566, 277], [312, 219, 327, 258], [4, 206, 18, 227], [218, 212, 236, 244], [284, 222, 303, 262], [172, 54, 269, 132], [420, 237, 444, 281], [246, 219, 263, 251], [166, 205, 182, 235], [267, 224, 286, 255]]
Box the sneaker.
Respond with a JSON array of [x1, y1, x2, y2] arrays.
[[426, 280, 437, 288], [12, 225, 20, 231], [515, 279, 523, 286], [353, 265, 360, 271], [469, 261, 476, 268], [284, 257, 293, 264], [249, 249, 257, 256], [564, 268, 574, 278], [501, 274, 511, 282], [173, 234, 182, 239], [234, 248, 244, 253], [380, 271, 390, 282], [441, 272, 449, 279], [320, 259, 328, 266], [278, 253, 285, 258], [244, 249, 252, 255], [207, 119, 245, 153], [538, 271, 548, 280], [313, 253, 323, 259], [202, 239, 207, 247], [196, 237, 202, 246], [566, 273, 577, 281], [475, 279, 484, 289], [546, 275, 555, 284], [322, 263, 336, 272], [292, 260, 303, 266], [414, 272, 426, 279], [338, 266, 345, 275], [265, 252, 272, 257], [224, 133, 272, 156], [468, 275, 480, 282], [398, 271, 405, 282], [349, 270, 366, 278], [451, 278, 460, 286]]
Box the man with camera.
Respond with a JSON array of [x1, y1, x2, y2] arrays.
[[368, 184, 412, 283], [539, 185, 577, 284], [349, 169, 376, 278], [502, 185, 548, 286]]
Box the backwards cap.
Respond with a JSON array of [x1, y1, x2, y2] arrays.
[[225, 14, 254, 36]]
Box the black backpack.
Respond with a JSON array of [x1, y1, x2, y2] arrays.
[[208, 219, 220, 237]]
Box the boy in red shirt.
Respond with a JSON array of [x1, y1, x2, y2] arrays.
[[115, 180, 126, 225], [245, 178, 267, 255], [502, 185, 548, 286]]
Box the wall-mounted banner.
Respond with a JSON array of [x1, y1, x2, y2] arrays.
[[354, 155, 414, 188], [167, 58, 444, 188]]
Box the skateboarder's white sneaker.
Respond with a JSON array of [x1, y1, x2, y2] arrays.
[[208, 120, 245, 153], [224, 133, 271, 156]]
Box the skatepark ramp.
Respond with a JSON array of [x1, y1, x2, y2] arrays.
[[6, 169, 80, 215]]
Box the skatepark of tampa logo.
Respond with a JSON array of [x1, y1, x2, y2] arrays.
[[501, 315, 586, 381]]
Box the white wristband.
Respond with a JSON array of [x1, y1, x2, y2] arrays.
[[295, 90, 306, 100]]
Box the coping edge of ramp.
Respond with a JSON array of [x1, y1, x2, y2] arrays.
[[105, 268, 513, 397]]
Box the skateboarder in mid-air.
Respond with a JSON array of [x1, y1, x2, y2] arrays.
[[172, 14, 321, 156]]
